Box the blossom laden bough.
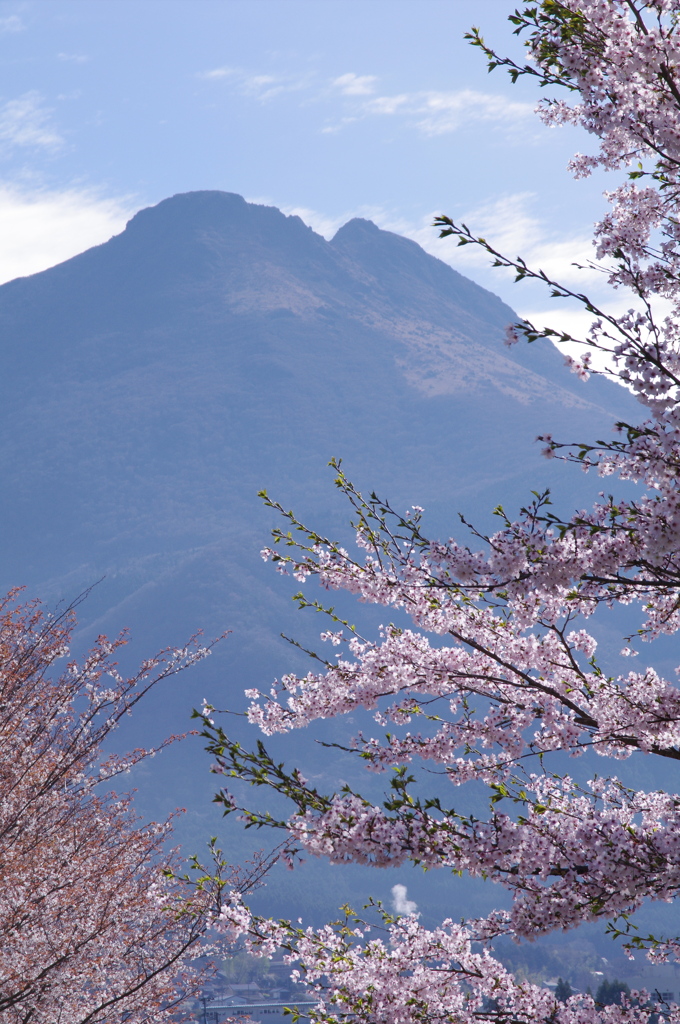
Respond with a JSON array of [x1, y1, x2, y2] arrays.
[[205, 4, 680, 1023], [0, 590, 256, 1024]]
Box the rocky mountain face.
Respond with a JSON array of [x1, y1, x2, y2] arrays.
[[0, 190, 637, 922]]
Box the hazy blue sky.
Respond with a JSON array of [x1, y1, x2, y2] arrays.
[[0, 0, 623, 334]]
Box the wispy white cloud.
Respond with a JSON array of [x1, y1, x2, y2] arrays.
[[0, 92, 63, 152], [0, 14, 23, 33], [200, 61, 532, 139], [197, 66, 235, 80], [198, 65, 311, 101], [423, 192, 597, 285], [320, 116, 359, 135], [198, 66, 237, 80], [363, 94, 409, 116], [0, 185, 135, 284], [240, 74, 288, 100], [57, 52, 90, 64], [415, 89, 534, 135], [325, 86, 534, 136], [333, 73, 377, 96]]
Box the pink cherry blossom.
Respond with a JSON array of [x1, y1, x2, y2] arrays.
[[0, 591, 247, 1023], [211, 5, 680, 1023]]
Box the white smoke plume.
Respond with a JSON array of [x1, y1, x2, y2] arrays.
[[391, 883, 418, 917]]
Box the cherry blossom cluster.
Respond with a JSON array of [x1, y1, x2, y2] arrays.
[[214, 898, 673, 1024], [0, 590, 238, 1024], [202, 5, 680, 1024]]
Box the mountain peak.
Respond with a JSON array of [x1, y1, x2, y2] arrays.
[[123, 190, 281, 238], [331, 217, 430, 262], [332, 217, 383, 243]]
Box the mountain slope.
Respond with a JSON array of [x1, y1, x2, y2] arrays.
[[0, 190, 638, 922]]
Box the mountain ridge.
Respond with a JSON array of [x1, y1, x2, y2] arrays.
[[0, 190, 639, 925], [0, 190, 621, 412], [0, 187, 636, 624]]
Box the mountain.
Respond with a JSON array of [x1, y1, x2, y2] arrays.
[[0, 190, 637, 923]]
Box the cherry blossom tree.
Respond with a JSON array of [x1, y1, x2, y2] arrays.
[[202, 3, 680, 1023], [0, 588, 245, 1024]]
